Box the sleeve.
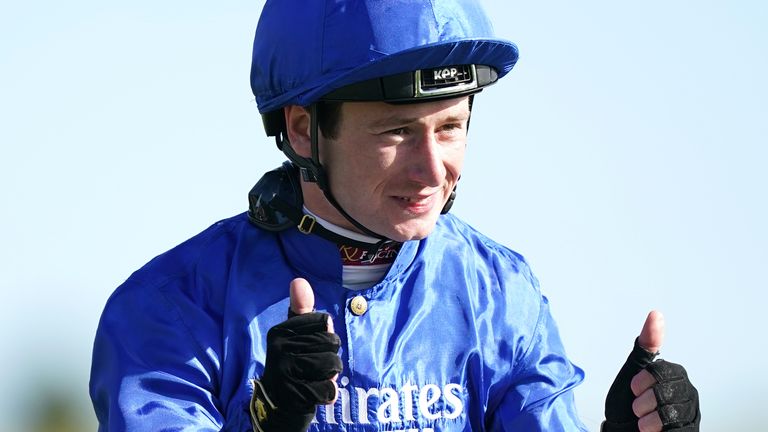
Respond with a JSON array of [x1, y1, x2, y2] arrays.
[[89, 279, 231, 432], [487, 295, 589, 431]]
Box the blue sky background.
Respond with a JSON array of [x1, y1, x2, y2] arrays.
[[1, 1, 766, 430]]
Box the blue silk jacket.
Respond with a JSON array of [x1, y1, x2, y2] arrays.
[[89, 212, 587, 431]]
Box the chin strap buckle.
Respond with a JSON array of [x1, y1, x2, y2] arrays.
[[297, 214, 316, 234]]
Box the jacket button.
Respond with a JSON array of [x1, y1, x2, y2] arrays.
[[350, 295, 368, 316]]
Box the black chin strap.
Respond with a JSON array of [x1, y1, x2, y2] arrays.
[[274, 104, 393, 244], [307, 103, 393, 242], [269, 195, 395, 254]]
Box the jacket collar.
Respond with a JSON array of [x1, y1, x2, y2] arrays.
[[278, 226, 420, 289]]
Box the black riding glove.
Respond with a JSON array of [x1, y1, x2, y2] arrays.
[[602, 338, 700, 431], [250, 312, 343, 432]]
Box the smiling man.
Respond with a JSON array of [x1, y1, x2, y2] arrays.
[[89, 1, 700, 431]]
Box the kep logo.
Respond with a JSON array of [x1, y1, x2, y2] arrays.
[[433, 67, 460, 80]]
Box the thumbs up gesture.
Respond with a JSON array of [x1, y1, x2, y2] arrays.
[[602, 311, 700, 432], [250, 278, 343, 432]]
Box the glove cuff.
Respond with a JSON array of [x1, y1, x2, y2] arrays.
[[250, 379, 315, 432]]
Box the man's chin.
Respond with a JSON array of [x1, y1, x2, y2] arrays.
[[386, 218, 440, 242]]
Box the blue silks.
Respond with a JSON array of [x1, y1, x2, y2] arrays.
[[90, 212, 587, 431]]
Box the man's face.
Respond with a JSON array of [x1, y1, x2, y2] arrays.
[[312, 97, 469, 242]]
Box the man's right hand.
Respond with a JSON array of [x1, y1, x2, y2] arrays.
[[250, 278, 342, 432]]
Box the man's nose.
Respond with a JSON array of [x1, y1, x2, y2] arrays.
[[408, 131, 446, 187]]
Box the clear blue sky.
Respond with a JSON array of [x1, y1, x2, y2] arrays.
[[1, 1, 766, 430]]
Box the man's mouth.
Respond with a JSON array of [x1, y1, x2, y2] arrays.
[[395, 195, 431, 202], [392, 193, 439, 213]]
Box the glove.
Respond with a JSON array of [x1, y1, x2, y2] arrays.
[[250, 311, 343, 432], [602, 338, 700, 431]]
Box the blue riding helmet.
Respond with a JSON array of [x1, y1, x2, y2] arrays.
[[250, 0, 519, 118]]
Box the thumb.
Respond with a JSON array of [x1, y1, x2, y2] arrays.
[[288, 278, 334, 333], [603, 311, 664, 424], [638, 310, 665, 354], [289, 277, 315, 315]]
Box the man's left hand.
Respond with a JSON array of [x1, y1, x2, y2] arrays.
[[602, 311, 700, 432]]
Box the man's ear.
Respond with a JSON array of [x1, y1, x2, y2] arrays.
[[284, 105, 312, 158]]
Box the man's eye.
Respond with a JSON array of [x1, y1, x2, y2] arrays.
[[441, 123, 464, 132], [388, 127, 407, 135]]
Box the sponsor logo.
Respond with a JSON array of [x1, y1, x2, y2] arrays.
[[313, 377, 466, 430], [339, 244, 400, 265], [422, 65, 472, 88]]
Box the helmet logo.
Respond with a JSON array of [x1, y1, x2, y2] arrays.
[[435, 67, 460, 80], [432, 67, 459, 81], [423, 65, 473, 89]]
